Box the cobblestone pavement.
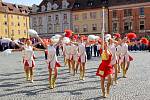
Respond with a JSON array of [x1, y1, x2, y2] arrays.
[[0, 51, 150, 100]]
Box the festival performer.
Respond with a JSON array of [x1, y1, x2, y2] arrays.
[[70, 37, 79, 75], [116, 39, 122, 73], [62, 43, 67, 65], [38, 36, 62, 89], [108, 39, 118, 84], [12, 39, 41, 83], [78, 37, 87, 80], [64, 41, 72, 73], [96, 41, 113, 98], [120, 37, 133, 78]]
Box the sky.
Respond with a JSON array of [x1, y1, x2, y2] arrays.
[[3, 0, 42, 6]]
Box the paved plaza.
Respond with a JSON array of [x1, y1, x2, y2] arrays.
[[0, 51, 150, 100]]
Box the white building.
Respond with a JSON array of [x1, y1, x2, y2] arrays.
[[30, 0, 74, 37]]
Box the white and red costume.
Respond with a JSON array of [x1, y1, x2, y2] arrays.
[[108, 43, 117, 65], [120, 43, 133, 63], [64, 44, 72, 60], [116, 45, 122, 64], [78, 43, 87, 63], [47, 45, 60, 70], [23, 45, 35, 69], [71, 44, 79, 62]]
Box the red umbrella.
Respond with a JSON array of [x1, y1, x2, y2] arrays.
[[126, 33, 137, 39], [114, 33, 121, 38], [64, 30, 73, 38], [140, 37, 149, 44]]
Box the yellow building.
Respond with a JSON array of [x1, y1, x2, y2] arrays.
[[72, 1, 108, 35], [0, 1, 31, 39]]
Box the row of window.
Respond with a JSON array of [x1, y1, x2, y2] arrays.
[[112, 7, 145, 18], [74, 24, 98, 33], [74, 0, 108, 8], [4, 14, 27, 20], [3, 21, 27, 27], [74, 12, 107, 20], [32, 14, 68, 26], [112, 20, 145, 32], [4, 29, 27, 35]]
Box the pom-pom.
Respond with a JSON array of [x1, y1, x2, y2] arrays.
[[64, 30, 73, 38], [95, 36, 100, 41], [28, 29, 38, 37], [105, 34, 111, 41], [126, 33, 137, 39], [51, 36, 59, 43], [88, 35, 96, 41], [140, 37, 149, 44], [3, 49, 12, 55], [114, 33, 121, 38], [73, 35, 78, 40], [55, 34, 62, 38], [63, 37, 70, 44]]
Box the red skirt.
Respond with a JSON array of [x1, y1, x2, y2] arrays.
[[78, 57, 81, 63], [96, 60, 113, 78], [48, 62, 61, 70], [129, 55, 133, 61], [24, 60, 35, 70]]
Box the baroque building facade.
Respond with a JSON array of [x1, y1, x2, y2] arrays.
[[108, 0, 150, 35], [30, 0, 74, 37], [0, 0, 31, 39]]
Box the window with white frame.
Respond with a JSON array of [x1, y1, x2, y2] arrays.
[[92, 24, 97, 31], [55, 24, 60, 32], [33, 17, 37, 26], [139, 7, 144, 16], [74, 25, 79, 33], [112, 22, 118, 32], [48, 16, 52, 22], [83, 24, 88, 32], [139, 20, 145, 30], [82, 13, 87, 20], [48, 24, 53, 33], [74, 15, 79, 20], [124, 21, 132, 31], [5, 29, 7, 35], [39, 17, 42, 26], [18, 30, 20, 34], [90, 12, 96, 19], [55, 15, 59, 23]]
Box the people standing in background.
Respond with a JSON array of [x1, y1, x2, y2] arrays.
[[94, 44, 98, 57], [86, 43, 91, 60], [56, 45, 60, 56]]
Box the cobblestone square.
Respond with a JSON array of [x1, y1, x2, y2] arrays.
[[0, 51, 150, 100]]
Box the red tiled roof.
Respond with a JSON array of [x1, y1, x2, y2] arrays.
[[0, 2, 32, 15]]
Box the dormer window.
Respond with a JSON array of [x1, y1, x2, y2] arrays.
[[74, 3, 80, 8], [41, 5, 46, 12], [47, 2, 52, 10], [32, 4, 39, 12], [88, 1, 94, 6], [62, 0, 69, 9], [53, 3, 59, 10]]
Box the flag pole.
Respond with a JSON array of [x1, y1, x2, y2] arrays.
[[102, 6, 105, 50]]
